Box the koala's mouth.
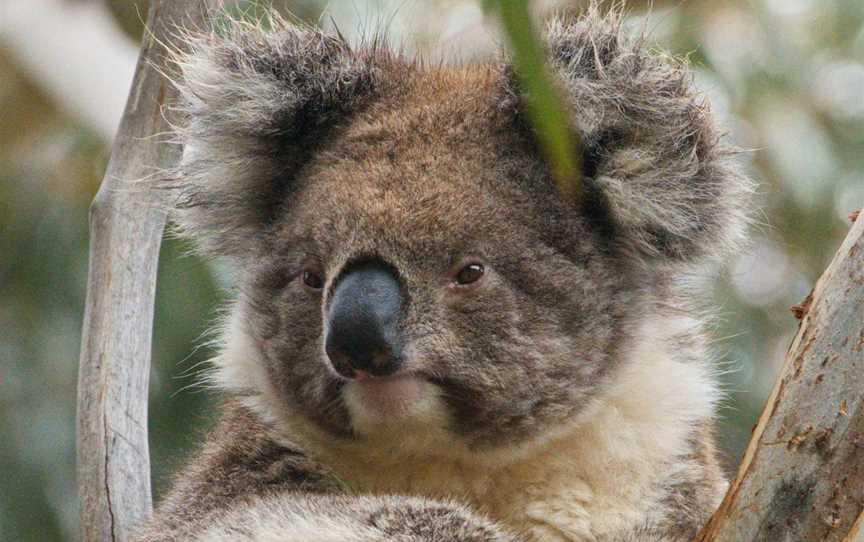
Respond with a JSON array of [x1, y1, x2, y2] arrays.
[[348, 373, 423, 414], [340, 372, 445, 432]]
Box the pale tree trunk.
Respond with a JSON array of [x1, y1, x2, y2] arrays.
[[696, 209, 864, 542], [76, 2, 216, 541]]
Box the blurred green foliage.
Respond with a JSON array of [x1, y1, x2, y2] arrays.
[[1, 0, 862, 540]]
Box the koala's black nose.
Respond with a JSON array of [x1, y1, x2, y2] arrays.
[[325, 261, 405, 378]]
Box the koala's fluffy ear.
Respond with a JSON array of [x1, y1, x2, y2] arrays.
[[165, 15, 388, 257], [535, 6, 753, 266]]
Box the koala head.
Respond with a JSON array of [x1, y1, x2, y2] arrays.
[[166, 7, 751, 453]]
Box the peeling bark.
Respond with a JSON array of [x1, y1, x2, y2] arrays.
[[696, 208, 864, 542]]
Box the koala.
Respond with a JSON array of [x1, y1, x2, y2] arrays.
[[135, 4, 752, 542]]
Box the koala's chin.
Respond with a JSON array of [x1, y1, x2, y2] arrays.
[[342, 375, 448, 436]]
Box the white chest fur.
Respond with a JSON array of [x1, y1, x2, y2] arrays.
[[217, 314, 721, 541]]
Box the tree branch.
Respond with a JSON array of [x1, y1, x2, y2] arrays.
[[76, 2, 216, 540], [696, 208, 864, 541]]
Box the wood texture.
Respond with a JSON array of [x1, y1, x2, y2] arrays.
[[76, 2, 215, 540], [696, 208, 864, 542]]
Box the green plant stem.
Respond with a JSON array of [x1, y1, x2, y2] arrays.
[[483, 0, 582, 200]]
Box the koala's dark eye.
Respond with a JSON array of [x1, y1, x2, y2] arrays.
[[454, 263, 485, 286], [302, 269, 324, 290]]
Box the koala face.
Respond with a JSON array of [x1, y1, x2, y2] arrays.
[[168, 9, 751, 451], [237, 72, 633, 446]]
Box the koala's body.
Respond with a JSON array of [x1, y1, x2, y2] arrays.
[[136, 5, 751, 542]]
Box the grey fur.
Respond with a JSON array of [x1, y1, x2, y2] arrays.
[[194, 495, 517, 541], [139, 4, 752, 542], [541, 5, 752, 265], [166, 14, 394, 258]]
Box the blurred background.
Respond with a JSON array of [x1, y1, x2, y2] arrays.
[[1, 0, 862, 539]]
